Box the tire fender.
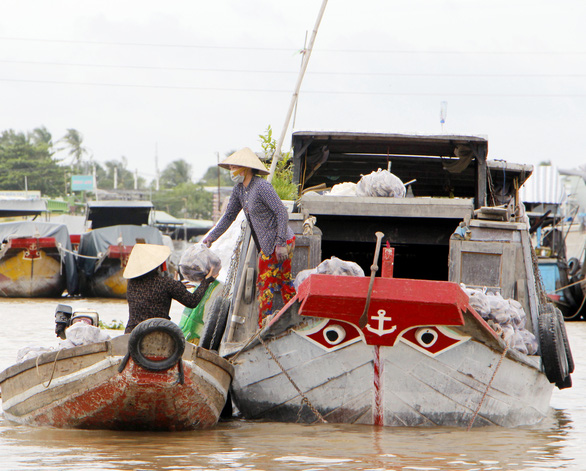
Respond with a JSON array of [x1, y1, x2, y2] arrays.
[[199, 297, 230, 351], [127, 318, 185, 371], [538, 303, 572, 389]]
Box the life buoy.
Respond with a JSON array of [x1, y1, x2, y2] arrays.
[[199, 297, 230, 351], [538, 303, 571, 389], [127, 318, 185, 371]]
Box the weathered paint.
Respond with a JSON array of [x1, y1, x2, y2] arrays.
[[0, 247, 65, 297], [0, 337, 233, 431]]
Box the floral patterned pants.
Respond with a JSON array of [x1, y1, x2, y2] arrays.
[[257, 236, 296, 325]]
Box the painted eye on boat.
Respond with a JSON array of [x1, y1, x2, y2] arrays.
[[323, 324, 346, 345], [415, 328, 438, 348]]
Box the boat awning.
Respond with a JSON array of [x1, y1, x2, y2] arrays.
[[86, 200, 154, 229], [0, 199, 47, 218]]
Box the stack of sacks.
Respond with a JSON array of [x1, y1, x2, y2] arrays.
[[461, 285, 538, 355], [294, 256, 365, 290], [356, 169, 406, 198]]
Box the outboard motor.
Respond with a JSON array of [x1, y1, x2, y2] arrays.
[[71, 309, 100, 327], [55, 304, 73, 339]]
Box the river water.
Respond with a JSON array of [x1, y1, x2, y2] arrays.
[[0, 297, 584, 471]]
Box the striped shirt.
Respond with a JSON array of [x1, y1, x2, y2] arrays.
[[207, 176, 294, 256]]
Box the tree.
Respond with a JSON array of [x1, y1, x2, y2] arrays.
[[59, 128, 89, 172], [152, 182, 213, 220], [199, 165, 233, 187], [0, 129, 64, 196], [160, 159, 193, 188]]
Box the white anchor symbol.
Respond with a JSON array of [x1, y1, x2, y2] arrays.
[[365, 309, 397, 336]]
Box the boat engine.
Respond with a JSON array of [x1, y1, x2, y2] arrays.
[[55, 304, 73, 339]]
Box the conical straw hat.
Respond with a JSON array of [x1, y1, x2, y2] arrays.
[[123, 244, 171, 279], [218, 147, 270, 175]]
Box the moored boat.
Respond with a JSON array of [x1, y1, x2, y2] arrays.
[[0, 221, 78, 297], [0, 311, 233, 431], [212, 131, 573, 428], [76, 201, 169, 298]]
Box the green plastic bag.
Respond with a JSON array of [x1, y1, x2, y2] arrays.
[[179, 280, 221, 342]]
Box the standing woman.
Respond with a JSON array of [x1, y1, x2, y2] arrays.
[[202, 147, 296, 326], [123, 244, 217, 333]]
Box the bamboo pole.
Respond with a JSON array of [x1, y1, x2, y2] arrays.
[[267, 0, 328, 182], [226, 0, 328, 342]]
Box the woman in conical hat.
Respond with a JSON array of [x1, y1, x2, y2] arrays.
[[123, 243, 218, 333], [202, 147, 296, 327]]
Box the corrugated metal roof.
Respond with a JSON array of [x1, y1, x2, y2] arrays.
[[520, 165, 567, 205]]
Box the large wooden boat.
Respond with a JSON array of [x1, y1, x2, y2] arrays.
[[0, 221, 78, 297], [77, 201, 167, 298], [211, 131, 573, 428], [0, 316, 233, 431]]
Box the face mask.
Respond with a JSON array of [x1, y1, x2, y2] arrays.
[[230, 169, 245, 184]]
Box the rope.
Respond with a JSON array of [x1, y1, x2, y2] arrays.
[[466, 343, 509, 431], [36, 349, 62, 388], [258, 336, 327, 424], [57, 243, 103, 260]]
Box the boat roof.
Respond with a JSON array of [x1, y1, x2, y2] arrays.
[[0, 198, 47, 218], [291, 131, 532, 207], [86, 200, 154, 229]]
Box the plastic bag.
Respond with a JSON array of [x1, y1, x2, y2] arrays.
[[330, 182, 358, 196], [316, 256, 365, 277], [356, 169, 406, 198], [461, 285, 490, 319], [179, 280, 223, 342], [179, 243, 222, 283], [294, 268, 318, 290], [63, 322, 110, 346]]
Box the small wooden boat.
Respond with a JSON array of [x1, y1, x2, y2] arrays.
[[0, 317, 234, 431], [0, 221, 78, 297]]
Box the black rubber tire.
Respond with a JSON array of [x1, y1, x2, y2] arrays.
[[554, 307, 575, 375], [199, 297, 230, 351], [128, 318, 185, 371], [538, 303, 570, 387], [567, 257, 581, 277]]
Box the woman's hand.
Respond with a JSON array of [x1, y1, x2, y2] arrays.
[[275, 245, 288, 262], [205, 266, 220, 279]]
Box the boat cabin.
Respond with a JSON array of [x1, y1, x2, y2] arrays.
[[292, 131, 532, 282]]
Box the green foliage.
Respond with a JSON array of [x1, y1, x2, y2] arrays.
[[0, 128, 66, 196], [99, 319, 125, 330], [160, 159, 193, 188], [152, 182, 213, 220], [258, 125, 298, 201], [199, 165, 233, 187]]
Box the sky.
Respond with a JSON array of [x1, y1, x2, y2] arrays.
[[1, 0, 585, 184]]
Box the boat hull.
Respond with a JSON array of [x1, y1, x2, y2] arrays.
[[225, 275, 554, 428], [0, 247, 66, 297], [0, 335, 233, 431], [229, 326, 552, 427]]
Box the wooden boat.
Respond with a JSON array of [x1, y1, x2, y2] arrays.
[[77, 201, 167, 298], [211, 131, 573, 428], [0, 316, 234, 431], [0, 221, 78, 297]]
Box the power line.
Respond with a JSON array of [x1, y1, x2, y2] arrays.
[[1, 36, 585, 55], [0, 77, 584, 97], [1, 59, 585, 78]]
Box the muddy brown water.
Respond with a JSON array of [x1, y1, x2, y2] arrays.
[[0, 298, 584, 470]]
